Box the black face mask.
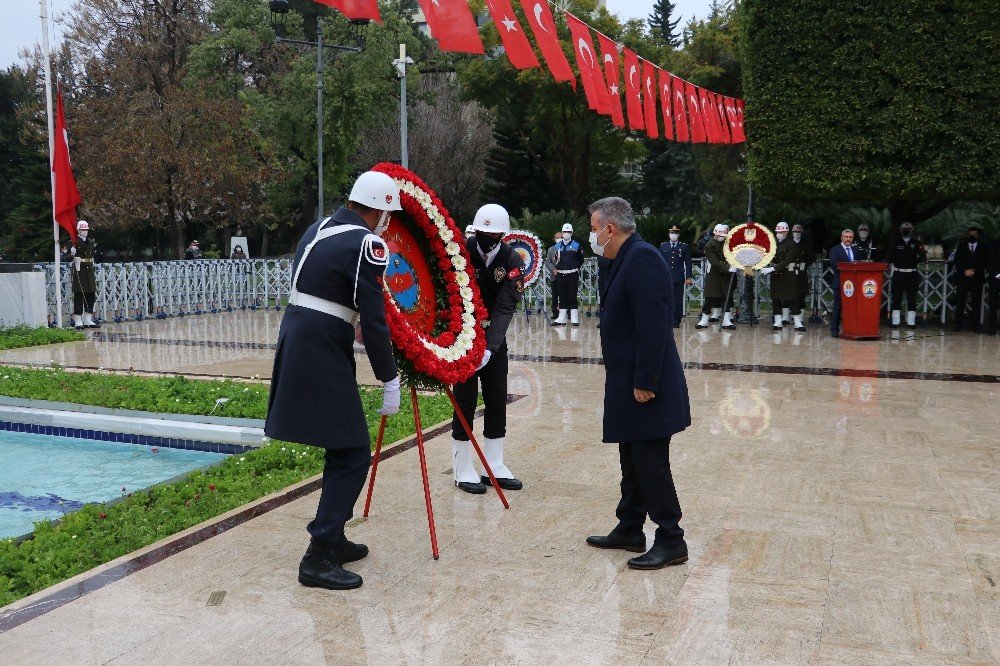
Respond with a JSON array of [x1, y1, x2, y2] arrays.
[[476, 232, 501, 254]]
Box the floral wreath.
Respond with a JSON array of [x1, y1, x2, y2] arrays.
[[372, 163, 487, 389], [723, 222, 777, 272], [502, 229, 543, 287]]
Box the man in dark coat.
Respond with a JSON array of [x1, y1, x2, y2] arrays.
[[828, 229, 857, 338], [762, 222, 805, 331], [584, 196, 691, 570], [952, 226, 989, 332], [658, 225, 692, 328], [696, 224, 738, 330], [265, 171, 402, 591], [792, 224, 812, 319], [70, 220, 100, 329], [451, 204, 526, 494], [986, 230, 1000, 336]]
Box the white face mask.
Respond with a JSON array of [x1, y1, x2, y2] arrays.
[[562, 232, 572, 241], [374, 210, 391, 237], [589, 229, 609, 257], [78, 232, 88, 240], [714, 234, 726, 242], [668, 233, 679, 242], [858, 230, 869, 240], [792, 232, 802, 242], [776, 232, 787, 241]]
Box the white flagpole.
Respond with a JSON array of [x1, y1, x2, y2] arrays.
[[40, 0, 63, 328]]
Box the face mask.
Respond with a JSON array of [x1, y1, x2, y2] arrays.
[[668, 233, 679, 242], [792, 232, 802, 242], [589, 228, 609, 257], [374, 210, 391, 237], [562, 232, 572, 241], [78, 232, 88, 240], [476, 232, 501, 254], [776, 232, 787, 241], [858, 230, 869, 240], [714, 234, 726, 242]]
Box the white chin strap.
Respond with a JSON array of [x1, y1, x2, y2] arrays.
[[374, 210, 391, 236]]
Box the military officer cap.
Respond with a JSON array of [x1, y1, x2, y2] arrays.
[[668, 225, 681, 233]]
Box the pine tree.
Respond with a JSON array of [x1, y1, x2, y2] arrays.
[[648, 0, 682, 48], [482, 120, 563, 213]]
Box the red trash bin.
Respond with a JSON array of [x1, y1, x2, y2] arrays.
[[838, 262, 887, 340]]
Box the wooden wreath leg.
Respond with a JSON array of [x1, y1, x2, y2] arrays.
[[445, 387, 510, 510], [362, 415, 388, 518], [410, 386, 440, 560]]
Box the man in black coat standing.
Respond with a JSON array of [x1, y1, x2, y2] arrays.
[[952, 226, 989, 332], [828, 229, 857, 338], [584, 197, 692, 570], [265, 171, 403, 591]]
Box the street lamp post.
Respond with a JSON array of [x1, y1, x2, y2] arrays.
[[267, 0, 366, 219], [738, 184, 760, 325], [392, 44, 415, 168]]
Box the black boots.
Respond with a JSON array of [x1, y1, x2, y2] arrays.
[[298, 538, 367, 590]]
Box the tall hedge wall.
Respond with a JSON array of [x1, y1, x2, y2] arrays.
[[739, 0, 1000, 207]]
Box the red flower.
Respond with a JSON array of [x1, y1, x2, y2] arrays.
[[99, 512, 107, 519], [209, 483, 216, 492]]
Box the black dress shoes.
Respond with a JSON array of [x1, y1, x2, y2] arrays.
[[331, 539, 369, 564], [627, 543, 689, 570], [586, 531, 646, 553], [299, 541, 363, 590], [456, 480, 488, 494], [481, 475, 523, 490]]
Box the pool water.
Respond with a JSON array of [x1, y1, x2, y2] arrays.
[[0, 430, 227, 539]]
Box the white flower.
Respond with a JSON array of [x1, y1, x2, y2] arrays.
[[446, 242, 460, 255], [455, 272, 469, 287], [453, 256, 467, 271], [459, 286, 473, 301]]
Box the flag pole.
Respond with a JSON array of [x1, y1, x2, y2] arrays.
[[40, 0, 63, 328]]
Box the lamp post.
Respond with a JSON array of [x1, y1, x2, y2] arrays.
[[267, 1, 367, 219], [737, 183, 759, 325], [392, 44, 415, 169]]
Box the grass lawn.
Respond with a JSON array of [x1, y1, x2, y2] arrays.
[[0, 326, 85, 350], [0, 366, 454, 608]]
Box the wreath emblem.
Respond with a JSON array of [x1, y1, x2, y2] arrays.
[[503, 229, 543, 287], [372, 163, 487, 389], [723, 222, 777, 271]]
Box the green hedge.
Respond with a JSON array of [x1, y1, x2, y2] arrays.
[[0, 327, 85, 350]]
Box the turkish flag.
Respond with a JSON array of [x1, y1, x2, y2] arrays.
[[714, 93, 732, 144], [566, 13, 609, 114], [641, 59, 659, 139], [519, 0, 574, 85], [417, 0, 484, 54], [621, 48, 644, 131], [312, 0, 381, 22], [685, 81, 707, 143], [485, 0, 538, 69], [596, 33, 624, 128], [698, 87, 720, 143], [657, 68, 674, 141], [52, 88, 81, 242], [671, 75, 689, 142], [733, 99, 747, 142], [724, 97, 740, 141]]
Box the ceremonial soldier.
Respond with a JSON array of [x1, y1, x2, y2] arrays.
[[452, 204, 525, 493], [552, 223, 584, 326], [884, 221, 926, 329], [852, 223, 879, 261], [265, 171, 402, 591], [658, 225, 692, 328], [69, 220, 100, 329], [792, 223, 812, 321], [761, 221, 806, 331], [696, 224, 738, 330], [545, 232, 561, 319], [465, 224, 475, 240]]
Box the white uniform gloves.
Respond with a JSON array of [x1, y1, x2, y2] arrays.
[[760, 266, 775, 275], [728, 266, 739, 273], [380, 376, 401, 416], [476, 350, 492, 372]]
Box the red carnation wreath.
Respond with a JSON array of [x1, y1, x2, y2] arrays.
[[372, 163, 487, 389], [502, 229, 543, 287]]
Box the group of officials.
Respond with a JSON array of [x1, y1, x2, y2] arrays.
[[264, 172, 691, 590]]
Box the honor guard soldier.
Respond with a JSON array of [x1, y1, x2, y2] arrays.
[[452, 204, 525, 493], [552, 222, 584, 326], [884, 222, 926, 329], [792, 224, 811, 321], [464, 224, 475, 240], [265, 171, 403, 591], [658, 225, 692, 328], [853, 223, 880, 261], [697, 224, 738, 330], [70, 220, 100, 329], [761, 222, 806, 331]]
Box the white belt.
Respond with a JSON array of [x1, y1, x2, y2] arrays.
[[557, 269, 579, 274], [289, 290, 359, 326], [894, 268, 916, 273]]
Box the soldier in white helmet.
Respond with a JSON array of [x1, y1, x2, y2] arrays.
[[696, 223, 738, 330], [761, 221, 806, 331], [452, 203, 526, 493], [465, 224, 475, 240], [265, 170, 402, 591], [552, 222, 585, 326], [69, 220, 100, 329]]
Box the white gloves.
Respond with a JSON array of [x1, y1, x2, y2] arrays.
[[760, 267, 775, 275], [74, 257, 82, 270], [379, 376, 401, 416], [728, 266, 739, 273], [476, 350, 492, 372]]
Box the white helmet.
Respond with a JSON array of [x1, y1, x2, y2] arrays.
[[713, 223, 729, 237], [77, 220, 89, 231], [561, 223, 574, 233], [465, 225, 475, 235], [775, 221, 789, 233], [472, 204, 510, 234], [348, 171, 402, 211]]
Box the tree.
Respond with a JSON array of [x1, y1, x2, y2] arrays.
[[647, 0, 682, 48], [740, 0, 1000, 229]]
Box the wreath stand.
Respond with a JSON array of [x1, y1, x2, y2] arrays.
[[362, 384, 509, 560]]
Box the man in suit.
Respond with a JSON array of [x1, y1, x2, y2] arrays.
[[987, 230, 1000, 336], [952, 226, 989, 332], [828, 229, 856, 338], [584, 197, 691, 570], [658, 225, 693, 328]]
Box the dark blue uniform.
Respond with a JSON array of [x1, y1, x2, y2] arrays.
[[554, 238, 584, 309], [265, 207, 397, 546], [658, 240, 692, 326], [600, 233, 691, 550]]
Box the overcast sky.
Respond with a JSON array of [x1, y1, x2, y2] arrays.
[[1, 0, 716, 71]]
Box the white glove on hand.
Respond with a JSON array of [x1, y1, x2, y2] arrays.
[[760, 267, 775, 275], [74, 257, 82, 270], [728, 266, 739, 273], [379, 376, 401, 416], [476, 350, 492, 372]]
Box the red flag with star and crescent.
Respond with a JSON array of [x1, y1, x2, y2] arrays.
[[485, 0, 538, 69], [733, 99, 747, 142], [685, 81, 707, 143], [622, 48, 644, 131], [52, 87, 81, 242], [417, 0, 484, 54], [565, 13, 609, 115], [658, 67, 675, 140], [672, 75, 689, 142], [698, 86, 721, 143], [714, 92, 732, 144], [312, 0, 381, 22], [595, 32, 624, 128], [519, 0, 575, 85], [641, 59, 659, 139]]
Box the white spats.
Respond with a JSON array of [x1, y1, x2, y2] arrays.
[[483, 437, 514, 479], [452, 439, 480, 485]]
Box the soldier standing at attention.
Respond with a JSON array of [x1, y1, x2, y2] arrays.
[[884, 222, 926, 329], [658, 225, 692, 328], [696, 224, 738, 330], [761, 222, 805, 331], [70, 220, 100, 329], [552, 223, 584, 326]]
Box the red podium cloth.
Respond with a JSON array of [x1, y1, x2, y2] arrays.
[[838, 262, 888, 340]]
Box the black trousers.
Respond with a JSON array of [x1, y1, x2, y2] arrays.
[[988, 277, 1000, 332], [307, 446, 371, 546], [614, 438, 684, 548], [671, 281, 684, 324], [550, 278, 559, 316], [890, 271, 920, 311], [556, 272, 580, 309], [452, 343, 508, 441], [831, 289, 842, 334], [954, 276, 985, 327], [702, 293, 734, 314], [73, 292, 95, 315]]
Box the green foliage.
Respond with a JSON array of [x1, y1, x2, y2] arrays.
[[634, 141, 704, 217], [648, 0, 682, 48], [0, 327, 85, 350], [740, 0, 1000, 216], [918, 202, 1000, 243], [513, 209, 590, 245], [836, 207, 892, 239], [636, 213, 700, 247]]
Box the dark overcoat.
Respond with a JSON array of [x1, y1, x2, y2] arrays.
[[658, 241, 692, 284], [702, 237, 733, 299], [769, 237, 800, 301], [600, 234, 691, 443], [71, 237, 98, 293], [265, 208, 397, 450]]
